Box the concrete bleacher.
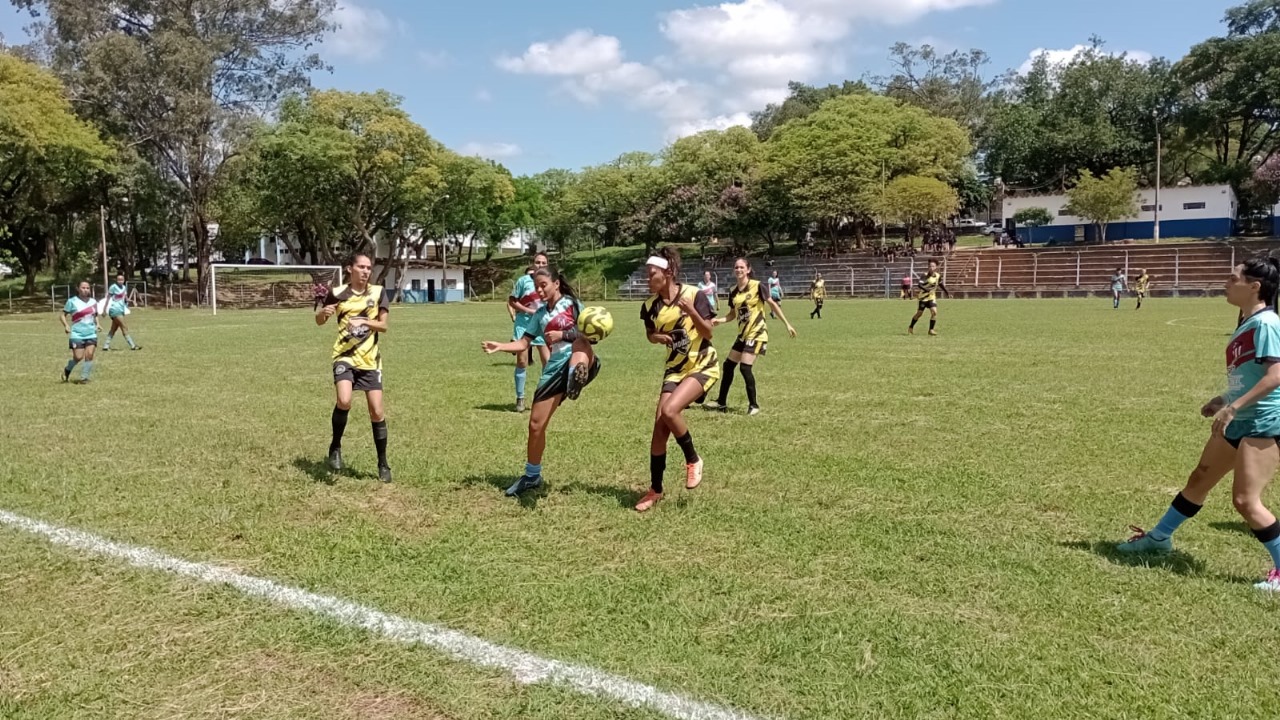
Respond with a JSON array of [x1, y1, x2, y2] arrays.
[[617, 241, 1280, 300]]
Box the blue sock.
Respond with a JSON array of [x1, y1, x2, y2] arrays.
[[525, 462, 542, 479], [1253, 522, 1280, 568], [64, 359, 78, 374], [105, 332, 113, 348], [126, 335, 136, 349], [1149, 493, 1201, 541], [80, 361, 93, 380], [514, 367, 527, 399]]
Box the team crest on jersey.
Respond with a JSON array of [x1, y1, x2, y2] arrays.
[[1228, 328, 1257, 371]]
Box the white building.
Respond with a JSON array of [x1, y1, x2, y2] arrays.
[[1003, 184, 1237, 243]]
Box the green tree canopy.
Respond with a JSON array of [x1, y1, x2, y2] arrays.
[[1064, 167, 1140, 242]]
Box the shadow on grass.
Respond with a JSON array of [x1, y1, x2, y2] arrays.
[[474, 403, 519, 413], [458, 473, 546, 509], [457, 473, 640, 510], [291, 456, 376, 485], [555, 481, 640, 509], [1059, 540, 1207, 577], [1209, 520, 1254, 536]]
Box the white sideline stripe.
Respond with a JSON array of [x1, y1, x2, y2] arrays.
[[0, 509, 767, 720]]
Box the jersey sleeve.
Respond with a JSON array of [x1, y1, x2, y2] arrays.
[[378, 287, 392, 313], [322, 289, 339, 306], [523, 309, 546, 340], [63, 299, 75, 314], [641, 300, 656, 334], [755, 282, 769, 304], [693, 289, 715, 320], [509, 276, 525, 300], [1257, 319, 1280, 363]]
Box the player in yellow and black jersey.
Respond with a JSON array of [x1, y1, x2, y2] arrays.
[[1134, 269, 1153, 310], [909, 258, 950, 336], [809, 272, 826, 319], [636, 246, 719, 512], [315, 253, 393, 482], [704, 257, 796, 416]]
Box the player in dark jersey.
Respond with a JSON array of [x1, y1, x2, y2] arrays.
[[636, 246, 719, 512], [705, 257, 795, 416], [315, 253, 393, 482], [483, 268, 599, 497], [908, 259, 950, 336]]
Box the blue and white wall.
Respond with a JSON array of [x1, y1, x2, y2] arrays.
[[1004, 184, 1237, 243]]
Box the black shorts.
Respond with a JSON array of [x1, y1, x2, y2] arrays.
[[1224, 434, 1280, 449], [69, 338, 97, 350], [661, 372, 716, 400], [813, 298, 824, 307], [533, 356, 600, 404], [731, 338, 767, 356], [917, 299, 938, 312], [333, 362, 383, 392]]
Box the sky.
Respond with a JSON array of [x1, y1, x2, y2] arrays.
[[0, 0, 1241, 175]]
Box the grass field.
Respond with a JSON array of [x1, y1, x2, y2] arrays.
[[2, 296, 1279, 719]]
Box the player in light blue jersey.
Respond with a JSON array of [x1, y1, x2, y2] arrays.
[[506, 252, 551, 412], [103, 273, 141, 351], [484, 267, 599, 497], [1118, 257, 1280, 593], [59, 280, 101, 383], [1109, 267, 1127, 309]]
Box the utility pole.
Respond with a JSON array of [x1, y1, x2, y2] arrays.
[[99, 206, 109, 297], [1153, 111, 1162, 244]]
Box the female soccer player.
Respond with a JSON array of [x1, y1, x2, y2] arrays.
[[908, 259, 949, 336], [1134, 269, 1152, 310], [508, 253, 552, 412], [705, 257, 796, 416], [767, 270, 783, 317], [1110, 267, 1128, 309], [637, 247, 719, 512], [315, 253, 393, 483], [697, 270, 718, 314], [809, 272, 825, 319], [60, 280, 100, 384], [482, 268, 599, 496], [102, 274, 141, 351], [1118, 258, 1280, 593]]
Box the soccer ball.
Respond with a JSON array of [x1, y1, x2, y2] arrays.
[[578, 306, 613, 343]]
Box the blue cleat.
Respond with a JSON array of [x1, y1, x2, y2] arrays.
[[1116, 526, 1173, 555], [505, 474, 542, 497]]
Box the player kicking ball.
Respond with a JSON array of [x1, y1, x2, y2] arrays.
[[315, 253, 393, 483], [482, 268, 611, 497]]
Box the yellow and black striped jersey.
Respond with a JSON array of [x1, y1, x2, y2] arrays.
[[728, 278, 771, 345], [641, 285, 718, 379], [1136, 274, 1151, 293], [810, 279, 825, 300], [324, 283, 391, 371], [917, 272, 944, 303]]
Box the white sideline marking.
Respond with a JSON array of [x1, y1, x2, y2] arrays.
[[0, 509, 768, 720]]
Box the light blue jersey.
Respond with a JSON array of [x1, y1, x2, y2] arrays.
[[1110, 273, 1127, 292], [64, 297, 98, 342], [1225, 308, 1280, 436], [524, 296, 581, 385], [510, 273, 545, 346], [107, 283, 128, 317], [768, 276, 782, 299], [697, 281, 718, 312]]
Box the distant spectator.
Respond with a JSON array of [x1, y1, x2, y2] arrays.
[[901, 272, 913, 300], [313, 282, 329, 311]]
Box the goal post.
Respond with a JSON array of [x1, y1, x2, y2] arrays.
[[210, 264, 344, 315]]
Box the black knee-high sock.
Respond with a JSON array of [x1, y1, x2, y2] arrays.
[[929, 318, 937, 331], [740, 363, 758, 408], [650, 454, 666, 493], [717, 359, 738, 404], [910, 315, 920, 329], [330, 407, 349, 452], [372, 420, 388, 467], [674, 431, 698, 464]]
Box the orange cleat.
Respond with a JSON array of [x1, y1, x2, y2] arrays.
[[635, 490, 663, 512], [685, 458, 703, 489]]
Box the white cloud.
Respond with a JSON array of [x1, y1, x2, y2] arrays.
[[666, 112, 754, 141], [329, 3, 393, 63], [497, 30, 623, 75], [459, 142, 523, 160], [1018, 45, 1154, 75]]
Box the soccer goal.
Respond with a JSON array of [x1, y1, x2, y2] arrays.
[[210, 264, 344, 315]]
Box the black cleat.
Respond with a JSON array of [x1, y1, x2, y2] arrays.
[[565, 363, 588, 401], [62, 368, 70, 383], [131, 345, 142, 351], [327, 449, 343, 472], [378, 465, 393, 483]]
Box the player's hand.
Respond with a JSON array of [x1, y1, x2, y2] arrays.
[[1211, 404, 1236, 436], [785, 324, 797, 338], [545, 330, 564, 344], [319, 304, 337, 319], [1201, 396, 1226, 418], [652, 334, 673, 347], [481, 341, 501, 354], [347, 316, 367, 329], [676, 296, 696, 315]]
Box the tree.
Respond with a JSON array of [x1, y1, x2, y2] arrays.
[[764, 93, 971, 246], [876, 176, 961, 243], [1012, 206, 1054, 244], [749, 80, 870, 140], [872, 43, 997, 143], [1064, 167, 1140, 242], [15, 0, 336, 300], [0, 52, 111, 293]]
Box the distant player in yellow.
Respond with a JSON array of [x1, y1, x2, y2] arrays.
[[315, 253, 393, 482], [705, 257, 795, 416], [809, 272, 826, 319], [1134, 269, 1152, 310], [636, 246, 719, 512], [909, 259, 950, 336]]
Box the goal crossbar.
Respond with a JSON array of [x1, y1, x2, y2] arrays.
[[211, 264, 344, 315]]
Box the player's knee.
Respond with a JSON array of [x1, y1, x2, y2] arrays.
[[335, 398, 353, 411], [1232, 492, 1263, 518], [528, 413, 549, 435]]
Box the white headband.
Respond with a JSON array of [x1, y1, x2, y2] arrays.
[[646, 256, 670, 270]]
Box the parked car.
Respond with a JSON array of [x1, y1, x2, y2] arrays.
[[982, 224, 1006, 236], [246, 257, 275, 265], [0, 262, 12, 279], [952, 218, 987, 229]]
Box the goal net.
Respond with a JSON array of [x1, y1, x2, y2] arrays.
[[210, 264, 344, 315]]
